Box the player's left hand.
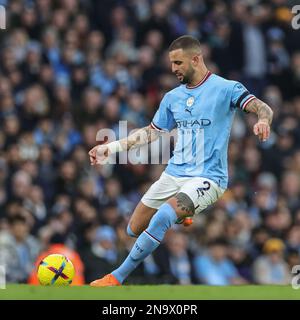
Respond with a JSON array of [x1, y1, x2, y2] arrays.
[[253, 120, 270, 142]]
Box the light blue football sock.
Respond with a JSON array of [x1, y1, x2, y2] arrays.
[[112, 203, 177, 283]]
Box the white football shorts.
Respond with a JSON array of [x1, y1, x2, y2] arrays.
[[141, 172, 225, 215]]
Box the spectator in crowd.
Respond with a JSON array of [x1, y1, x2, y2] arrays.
[[79, 225, 118, 283], [0, 215, 40, 283], [194, 238, 248, 285], [252, 238, 291, 284], [153, 230, 198, 285], [228, 243, 253, 282]]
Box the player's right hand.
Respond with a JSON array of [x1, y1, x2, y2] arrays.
[[88, 145, 110, 165], [253, 120, 270, 142]]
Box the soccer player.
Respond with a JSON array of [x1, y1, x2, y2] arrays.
[[88, 35, 273, 286]]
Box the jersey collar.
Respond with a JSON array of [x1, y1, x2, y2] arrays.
[[186, 71, 212, 89]]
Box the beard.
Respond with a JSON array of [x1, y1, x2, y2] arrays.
[[178, 67, 194, 84], [180, 75, 189, 84]]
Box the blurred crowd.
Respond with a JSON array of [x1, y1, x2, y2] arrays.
[[0, 0, 300, 285]]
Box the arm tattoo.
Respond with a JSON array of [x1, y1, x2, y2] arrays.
[[175, 192, 195, 215], [244, 98, 273, 125], [119, 125, 160, 151]]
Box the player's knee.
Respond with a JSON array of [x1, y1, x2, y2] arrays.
[[126, 223, 138, 238]]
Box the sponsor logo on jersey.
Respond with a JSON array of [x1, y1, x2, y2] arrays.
[[176, 119, 211, 128]]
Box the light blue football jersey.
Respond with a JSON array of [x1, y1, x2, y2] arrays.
[[151, 72, 255, 189]]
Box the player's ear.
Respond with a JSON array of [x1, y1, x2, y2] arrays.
[[191, 55, 200, 66]]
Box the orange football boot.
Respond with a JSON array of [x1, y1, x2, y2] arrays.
[[90, 274, 121, 287], [175, 217, 193, 226]]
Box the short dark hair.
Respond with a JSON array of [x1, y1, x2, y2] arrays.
[[208, 237, 228, 247], [8, 214, 27, 225], [169, 35, 201, 53]]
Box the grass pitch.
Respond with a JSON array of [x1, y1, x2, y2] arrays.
[[0, 284, 299, 300]]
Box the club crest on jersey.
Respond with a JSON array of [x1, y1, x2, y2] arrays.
[[186, 96, 194, 107]]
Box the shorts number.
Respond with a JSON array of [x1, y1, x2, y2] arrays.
[[196, 181, 211, 198]]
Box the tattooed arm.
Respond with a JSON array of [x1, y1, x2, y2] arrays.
[[119, 125, 160, 151], [89, 125, 160, 165], [244, 98, 273, 142]]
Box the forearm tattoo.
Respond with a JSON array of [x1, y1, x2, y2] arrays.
[[175, 192, 195, 215], [244, 98, 273, 125], [120, 125, 159, 151]]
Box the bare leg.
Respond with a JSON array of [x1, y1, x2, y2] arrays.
[[128, 201, 157, 236]]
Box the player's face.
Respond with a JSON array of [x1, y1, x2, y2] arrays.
[[169, 49, 195, 84]]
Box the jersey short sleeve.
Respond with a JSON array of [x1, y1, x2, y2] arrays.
[[151, 94, 176, 132], [231, 81, 256, 112]]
